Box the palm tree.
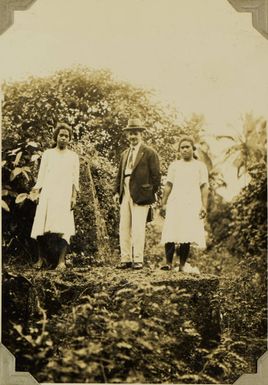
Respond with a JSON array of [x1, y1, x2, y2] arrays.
[[216, 114, 267, 179]]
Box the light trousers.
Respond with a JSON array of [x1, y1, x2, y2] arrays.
[[120, 178, 149, 263]]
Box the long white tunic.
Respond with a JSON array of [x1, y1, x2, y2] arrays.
[[161, 159, 208, 248], [31, 148, 80, 243]]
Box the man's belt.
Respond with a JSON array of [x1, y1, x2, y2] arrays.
[[124, 174, 131, 178]]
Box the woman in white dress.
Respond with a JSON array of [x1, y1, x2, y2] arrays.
[[31, 123, 80, 270], [160, 136, 208, 271]]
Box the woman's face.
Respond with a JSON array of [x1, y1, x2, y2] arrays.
[[179, 140, 194, 161], [57, 128, 70, 149]]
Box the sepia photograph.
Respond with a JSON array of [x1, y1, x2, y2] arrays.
[[0, 0, 267, 384]]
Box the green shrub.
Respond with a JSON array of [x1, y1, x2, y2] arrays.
[[2, 67, 185, 263], [40, 281, 203, 383], [207, 193, 232, 248], [227, 162, 267, 264]]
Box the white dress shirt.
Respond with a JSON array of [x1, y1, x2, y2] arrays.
[[124, 141, 142, 175]]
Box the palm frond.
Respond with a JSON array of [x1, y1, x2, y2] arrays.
[[216, 135, 235, 141]]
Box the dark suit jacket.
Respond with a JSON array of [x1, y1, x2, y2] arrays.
[[114, 142, 161, 205]]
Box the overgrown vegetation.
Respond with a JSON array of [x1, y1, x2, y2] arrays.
[[1, 67, 267, 383], [2, 67, 183, 264]]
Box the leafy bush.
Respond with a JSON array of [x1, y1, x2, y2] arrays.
[[2, 139, 41, 262], [218, 162, 267, 337], [201, 160, 267, 369], [2, 271, 53, 374], [2, 67, 187, 264], [2, 67, 182, 167], [200, 332, 248, 384], [3, 68, 210, 265], [49, 285, 199, 383], [207, 193, 232, 248], [227, 162, 267, 263]]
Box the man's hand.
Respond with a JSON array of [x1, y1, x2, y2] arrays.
[[199, 206, 207, 219], [113, 193, 120, 205]]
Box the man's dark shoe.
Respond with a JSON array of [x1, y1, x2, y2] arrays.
[[117, 262, 133, 269], [133, 262, 143, 270]]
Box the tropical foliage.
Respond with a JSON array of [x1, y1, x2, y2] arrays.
[[216, 114, 267, 178], [1, 67, 267, 384], [2, 67, 212, 262]]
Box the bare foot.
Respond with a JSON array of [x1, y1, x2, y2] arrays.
[[33, 258, 44, 269], [55, 263, 66, 271]]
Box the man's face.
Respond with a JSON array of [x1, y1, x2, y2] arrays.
[[179, 140, 193, 161], [126, 130, 142, 146], [57, 129, 70, 149]]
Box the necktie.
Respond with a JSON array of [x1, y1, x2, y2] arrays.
[[128, 146, 134, 169]]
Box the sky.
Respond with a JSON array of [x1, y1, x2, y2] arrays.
[[0, 0, 268, 198]]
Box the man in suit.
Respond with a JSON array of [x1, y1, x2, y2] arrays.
[[113, 118, 161, 269]]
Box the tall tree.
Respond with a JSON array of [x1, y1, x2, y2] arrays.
[[216, 114, 267, 179]]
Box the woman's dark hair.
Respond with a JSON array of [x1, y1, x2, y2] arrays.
[[178, 135, 196, 151], [53, 122, 73, 142], [176, 135, 199, 160]]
